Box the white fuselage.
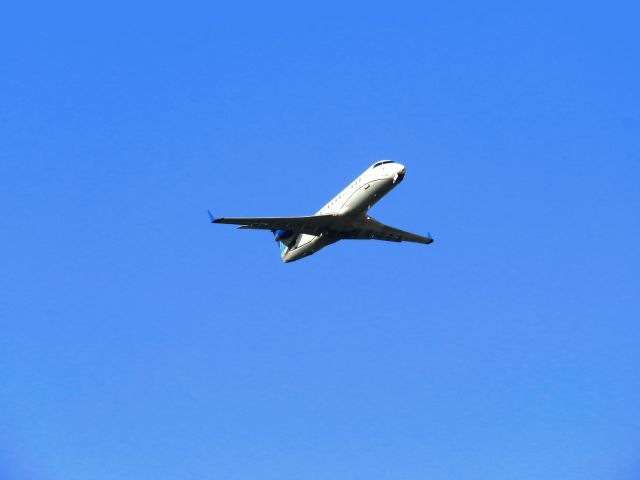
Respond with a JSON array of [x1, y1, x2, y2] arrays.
[[282, 161, 406, 262]]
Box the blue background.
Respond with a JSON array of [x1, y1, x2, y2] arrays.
[[2, 2, 639, 479]]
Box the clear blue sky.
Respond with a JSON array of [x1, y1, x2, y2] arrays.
[[2, 2, 639, 479]]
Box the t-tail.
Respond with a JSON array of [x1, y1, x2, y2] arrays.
[[271, 229, 294, 258]]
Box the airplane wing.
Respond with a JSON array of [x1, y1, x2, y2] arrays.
[[342, 216, 434, 244], [209, 212, 338, 236]]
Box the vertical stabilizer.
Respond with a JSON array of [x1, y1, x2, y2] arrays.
[[271, 229, 294, 258]]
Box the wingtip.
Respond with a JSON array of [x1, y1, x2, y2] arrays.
[[207, 210, 216, 223], [425, 232, 434, 244]]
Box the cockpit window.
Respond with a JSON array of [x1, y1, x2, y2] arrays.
[[373, 160, 395, 168]]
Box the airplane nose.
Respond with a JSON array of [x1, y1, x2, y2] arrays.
[[393, 165, 406, 184]]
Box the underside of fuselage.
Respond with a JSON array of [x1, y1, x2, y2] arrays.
[[280, 170, 404, 263], [281, 232, 340, 263]]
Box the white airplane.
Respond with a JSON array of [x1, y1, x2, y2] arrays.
[[209, 160, 434, 263]]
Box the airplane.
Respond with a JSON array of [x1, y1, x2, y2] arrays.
[[209, 160, 434, 263]]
